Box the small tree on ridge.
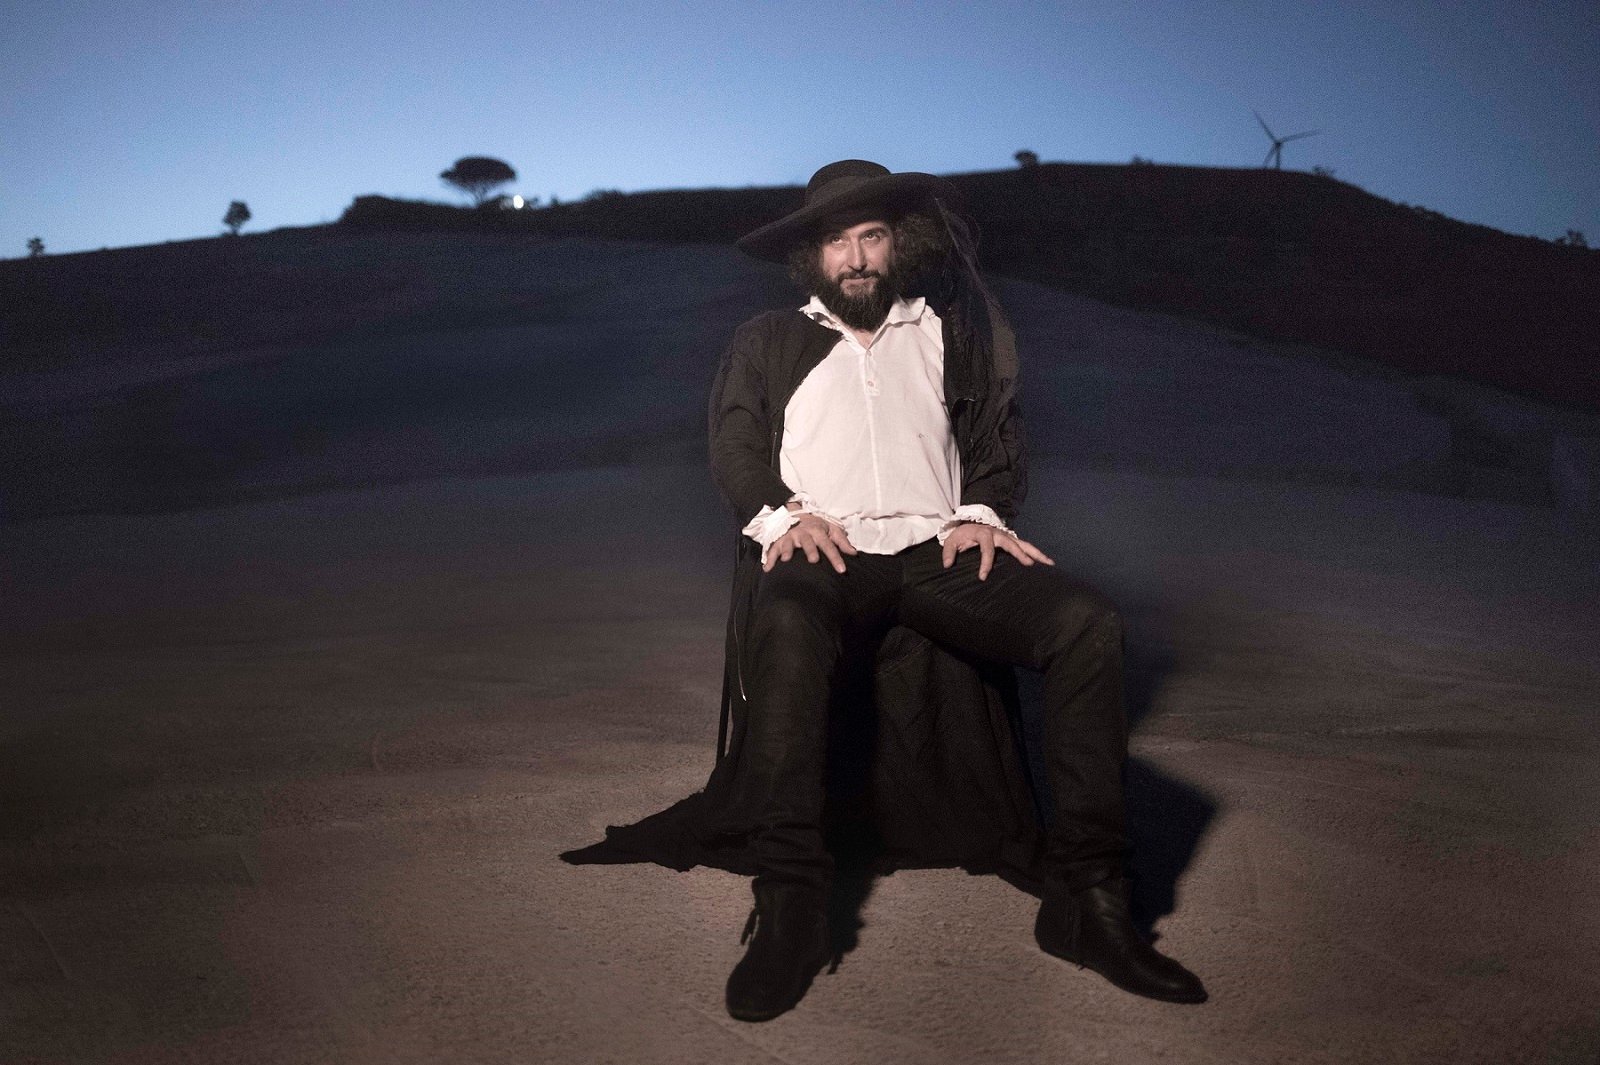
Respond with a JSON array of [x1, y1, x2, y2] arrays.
[[440, 157, 517, 206], [223, 200, 251, 236]]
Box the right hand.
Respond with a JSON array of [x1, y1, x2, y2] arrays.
[[765, 512, 858, 573]]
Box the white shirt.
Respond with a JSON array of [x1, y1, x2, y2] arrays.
[[741, 295, 1010, 560]]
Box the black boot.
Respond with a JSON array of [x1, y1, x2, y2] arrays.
[[1035, 878, 1207, 1003], [725, 881, 831, 1022]]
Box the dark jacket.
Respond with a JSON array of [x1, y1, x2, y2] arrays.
[[562, 303, 1044, 881]]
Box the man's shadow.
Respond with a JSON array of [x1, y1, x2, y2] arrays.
[[819, 630, 1217, 963]]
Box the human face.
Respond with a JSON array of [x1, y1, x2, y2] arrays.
[[819, 218, 896, 298]]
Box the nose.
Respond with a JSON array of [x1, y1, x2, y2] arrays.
[[845, 238, 868, 270]]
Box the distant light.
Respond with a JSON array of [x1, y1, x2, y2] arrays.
[[512, 195, 525, 210]]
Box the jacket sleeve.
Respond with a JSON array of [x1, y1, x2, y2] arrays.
[[709, 317, 796, 525], [958, 375, 1028, 525]]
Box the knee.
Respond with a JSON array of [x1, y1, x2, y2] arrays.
[[751, 588, 837, 651], [1040, 592, 1122, 661], [1086, 598, 1123, 647]]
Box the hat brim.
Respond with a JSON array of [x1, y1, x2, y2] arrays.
[[736, 172, 957, 262]]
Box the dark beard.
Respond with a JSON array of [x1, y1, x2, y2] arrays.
[[803, 261, 901, 331]]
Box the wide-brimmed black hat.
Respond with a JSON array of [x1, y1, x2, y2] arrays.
[[736, 159, 956, 262]]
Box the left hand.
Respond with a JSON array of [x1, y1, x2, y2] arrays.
[[940, 522, 1055, 581]]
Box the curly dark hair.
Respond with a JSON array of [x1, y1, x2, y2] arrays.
[[784, 209, 952, 299]]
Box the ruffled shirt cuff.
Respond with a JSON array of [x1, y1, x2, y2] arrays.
[[936, 504, 1014, 545], [741, 505, 799, 565], [741, 494, 829, 565]]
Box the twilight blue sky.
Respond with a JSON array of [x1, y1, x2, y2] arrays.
[[3, 0, 1596, 257]]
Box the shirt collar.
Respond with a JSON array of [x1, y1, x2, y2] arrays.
[[801, 294, 927, 333]]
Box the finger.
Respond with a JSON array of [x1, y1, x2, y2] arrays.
[[778, 537, 795, 564], [819, 539, 847, 574], [766, 537, 787, 570], [802, 534, 820, 564], [1019, 538, 1055, 565], [828, 525, 858, 555], [942, 536, 958, 569], [979, 534, 995, 581], [997, 535, 1035, 566]]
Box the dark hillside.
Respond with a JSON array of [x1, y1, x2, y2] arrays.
[[0, 228, 626, 363], [1, 229, 403, 360], [4, 164, 1597, 410], [337, 164, 1600, 411], [959, 165, 1599, 412]]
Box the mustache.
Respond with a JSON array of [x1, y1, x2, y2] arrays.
[[838, 269, 882, 280]]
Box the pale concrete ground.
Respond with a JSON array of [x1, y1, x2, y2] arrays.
[[4, 237, 1599, 1063]]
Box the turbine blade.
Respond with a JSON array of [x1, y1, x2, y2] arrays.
[[1282, 129, 1321, 142], [1263, 146, 1276, 167], [1254, 110, 1275, 138]]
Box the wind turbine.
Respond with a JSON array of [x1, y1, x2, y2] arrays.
[[1254, 111, 1320, 170]]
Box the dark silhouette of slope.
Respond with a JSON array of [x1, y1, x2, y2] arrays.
[[959, 165, 1599, 413], [3, 164, 1596, 410], [336, 165, 1600, 411]]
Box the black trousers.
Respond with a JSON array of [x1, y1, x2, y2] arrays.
[[742, 538, 1128, 894]]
